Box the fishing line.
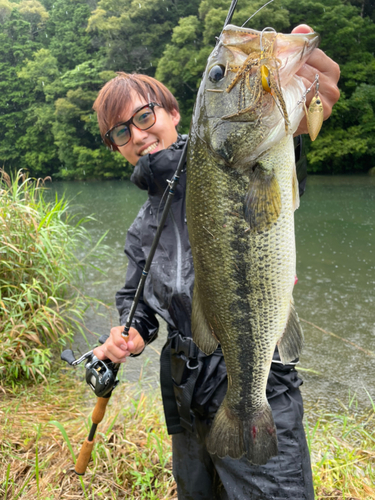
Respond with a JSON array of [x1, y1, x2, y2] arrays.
[[157, 184, 170, 226], [300, 318, 375, 358], [289, 74, 319, 119], [242, 0, 276, 28]]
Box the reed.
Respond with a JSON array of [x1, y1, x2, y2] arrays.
[[0, 169, 108, 385]]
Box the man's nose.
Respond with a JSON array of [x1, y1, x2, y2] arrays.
[[131, 125, 149, 143]]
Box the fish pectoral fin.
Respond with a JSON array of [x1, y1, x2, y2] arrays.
[[292, 166, 300, 211], [191, 284, 219, 355], [277, 301, 304, 364], [244, 165, 281, 232]]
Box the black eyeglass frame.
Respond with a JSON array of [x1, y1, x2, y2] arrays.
[[105, 102, 161, 147]]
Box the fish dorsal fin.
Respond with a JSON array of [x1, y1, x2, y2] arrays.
[[244, 164, 281, 231], [191, 283, 219, 355], [277, 301, 304, 364]]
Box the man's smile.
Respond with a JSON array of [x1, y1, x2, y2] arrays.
[[139, 141, 159, 156]]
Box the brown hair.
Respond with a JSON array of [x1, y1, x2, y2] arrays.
[[93, 72, 179, 151]]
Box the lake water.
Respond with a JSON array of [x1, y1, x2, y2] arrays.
[[49, 175, 375, 413]]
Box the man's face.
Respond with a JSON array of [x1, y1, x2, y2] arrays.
[[116, 92, 180, 166]]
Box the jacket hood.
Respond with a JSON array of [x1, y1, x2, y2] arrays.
[[130, 134, 188, 198]]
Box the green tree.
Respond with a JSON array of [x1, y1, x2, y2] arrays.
[[42, 0, 95, 71], [52, 60, 131, 179], [17, 48, 62, 175], [1, 0, 374, 177], [87, 0, 201, 74], [0, 0, 17, 24], [0, 8, 42, 171], [18, 0, 49, 39], [282, 0, 375, 172], [156, 16, 209, 131]]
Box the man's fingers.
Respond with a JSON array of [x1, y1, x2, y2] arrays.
[[296, 49, 340, 124], [291, 24, 314, 34], [92, 326, 145, 362], [301, 49, 340, 83], [124, 327, 145, 354], [94, 343, 129, 363]]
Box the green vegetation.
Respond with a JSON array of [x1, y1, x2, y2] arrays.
[[307, 394, 375, 499], [0, 0, 374, 178], [0, 372, 374, 499], [0, 169, 107, 384], [0, 373, 176, 499]]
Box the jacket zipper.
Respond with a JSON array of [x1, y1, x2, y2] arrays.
[[169, 209, 182, 295]]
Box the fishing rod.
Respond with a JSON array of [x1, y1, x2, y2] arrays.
[[220, 0, 276, 35], [61, 137, 189, 475], [223, 0, 238, 30], [122, 139, 189, 337]]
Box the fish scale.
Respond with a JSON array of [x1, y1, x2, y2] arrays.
[[187, 24, 320, 464]]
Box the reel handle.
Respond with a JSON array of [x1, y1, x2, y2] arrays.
[[98, 334, 109, 344], [61, 349, 76, 365]]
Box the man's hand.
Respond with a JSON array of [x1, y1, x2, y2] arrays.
[[292, 24, 341, 137], [93, 326, 145, 363]]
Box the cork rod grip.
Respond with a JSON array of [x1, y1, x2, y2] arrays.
[[74, 397, 111, 475], [92, 397, 110, 423], [75, 439, 94, 475]]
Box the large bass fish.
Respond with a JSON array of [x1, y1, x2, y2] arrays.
[[186, 25, 320, 465]]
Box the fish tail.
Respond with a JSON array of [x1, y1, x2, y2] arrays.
[[207, 400, 278, 465], [243, 403, 278, 465], [207, 401, 245, 460]]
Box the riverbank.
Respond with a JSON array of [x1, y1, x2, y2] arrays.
[[1, 370, 374, 499], [0, 369, 175, 499]]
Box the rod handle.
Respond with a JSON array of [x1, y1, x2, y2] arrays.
[[92, 396, 110, 424], [74, 397, 111, 475], [74, 438, 94, 475]]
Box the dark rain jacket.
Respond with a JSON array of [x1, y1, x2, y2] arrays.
[[116, 134, 307, 434]]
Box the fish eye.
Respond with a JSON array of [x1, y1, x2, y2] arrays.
[[208, 64, 225, 83]]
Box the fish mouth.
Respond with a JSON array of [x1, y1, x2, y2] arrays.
[[202, 25, 320, 130], [221, 24, 320, 55]]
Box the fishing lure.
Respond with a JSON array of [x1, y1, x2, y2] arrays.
[[305, 78, 324, 141], [297, 73, 324, 141]]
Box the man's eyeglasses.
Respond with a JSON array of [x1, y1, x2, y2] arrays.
[[105, 102, 161, 147]]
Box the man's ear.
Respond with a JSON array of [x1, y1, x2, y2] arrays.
[[170, 108, 181, 127]]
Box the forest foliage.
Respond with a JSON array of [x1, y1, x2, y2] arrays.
[[0, 0, 374, 178]]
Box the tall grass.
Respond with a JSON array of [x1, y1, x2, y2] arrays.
[[307, 394, 375, 500], [0, 371, 373, 499], [0, 372, 176, 499], [0, 169, 107, 385]]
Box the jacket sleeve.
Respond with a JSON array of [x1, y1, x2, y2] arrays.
[[115, 206, 159, 347]]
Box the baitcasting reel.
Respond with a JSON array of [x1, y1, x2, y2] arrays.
[[61, 334, 119, 398]]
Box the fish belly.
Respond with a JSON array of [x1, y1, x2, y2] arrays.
[[186, 134, 302, 464]]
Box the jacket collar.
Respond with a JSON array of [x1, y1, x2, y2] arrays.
[[130, 135, 188, 198]]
